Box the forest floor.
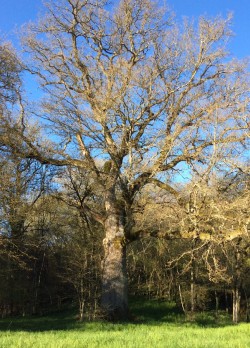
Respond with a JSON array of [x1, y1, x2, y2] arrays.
[[0, 299, 249, 348]]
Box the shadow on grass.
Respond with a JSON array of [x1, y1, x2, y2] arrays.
[[129, 298, 234, 328], [129, 297, 183, 324], [0, 299, 234, 332], [0, 308, 82, 332], [193, 312, 234, 328]]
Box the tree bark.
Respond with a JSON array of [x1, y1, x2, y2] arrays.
[[190, 242, 196, 317], [100, 192, 128, 320], [232, 242, 242, 324], [232, 287, 241, 324], [215, 290, 219, 318], [190, 267, 195, 315]]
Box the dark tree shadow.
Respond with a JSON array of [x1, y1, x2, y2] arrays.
[[0, 299, 236, 332], [129, 298, 235, 328], [0, 308, 83, 332]]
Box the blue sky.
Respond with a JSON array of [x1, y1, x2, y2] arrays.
[[0, 0, 248, 179], [0, 0, 250, 59], [1, 0, 249, 104]]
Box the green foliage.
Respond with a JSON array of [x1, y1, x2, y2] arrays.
[[103, 160, 112, 173]]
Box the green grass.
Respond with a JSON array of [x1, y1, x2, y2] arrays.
[[0, 300, 249, 348]]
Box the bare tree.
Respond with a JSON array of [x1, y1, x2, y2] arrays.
[[0, 40, 21, 104], [0, 0, 249, 319]]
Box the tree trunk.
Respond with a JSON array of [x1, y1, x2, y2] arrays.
[[178, 284, 187, 315], [232, 287, 241, 324], [225, 289, 229, 313], [190, 245, 196, 317], [232, 242, 242, 324], [100, 192, 128, 320], [78, 278, 85, 322], [190, 267, 195, 315], [215, 290, 219, 318], [243, 288, 249, 322]]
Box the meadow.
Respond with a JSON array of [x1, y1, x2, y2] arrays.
[[0, 300, 249, 348]]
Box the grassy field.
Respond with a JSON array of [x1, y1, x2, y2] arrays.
[[0, 300, 249, 348]]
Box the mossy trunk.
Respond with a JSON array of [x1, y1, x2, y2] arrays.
[[100, 191, 128, 320]]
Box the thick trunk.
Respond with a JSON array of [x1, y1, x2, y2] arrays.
[[101, 193, 128, 320]]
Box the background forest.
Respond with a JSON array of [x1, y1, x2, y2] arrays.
[[0, 157, 249, 323]]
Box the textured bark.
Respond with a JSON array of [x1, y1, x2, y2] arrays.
[[101, 238, 128, 320], [101, 193, 128, 320]]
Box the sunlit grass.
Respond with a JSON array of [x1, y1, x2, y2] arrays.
[[0, 300, 249, 348]]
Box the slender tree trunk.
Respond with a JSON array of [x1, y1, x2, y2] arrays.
[[243, 288, 249, 322], [190, 267, 195, 315], [215, 290, 219, 318], [79, 278, 85, 322], [232, 242, 242, 324], [101, 191, 128, 320], [225, 289, 229, 313], [190, 244, 196, 317], [179, 284, 186, 315], [232, 287, 241, 324]]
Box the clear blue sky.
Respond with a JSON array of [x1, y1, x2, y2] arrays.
[[0, 0, 250, 58]]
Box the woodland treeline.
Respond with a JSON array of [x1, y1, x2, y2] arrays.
[[0, 157, 249, 323], [0, 0, 249, 323]]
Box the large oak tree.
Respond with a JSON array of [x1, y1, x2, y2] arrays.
[[0, 0, 249, 319]]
